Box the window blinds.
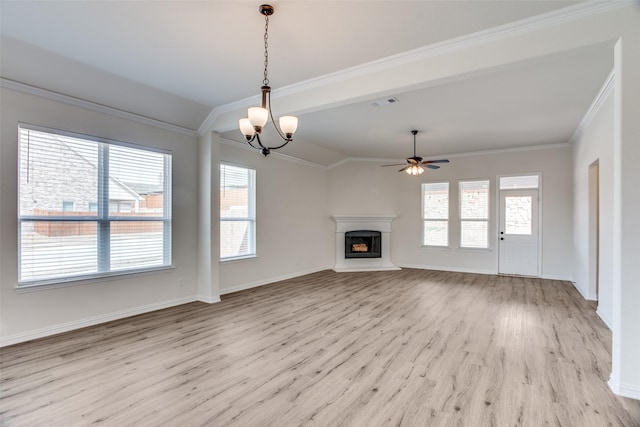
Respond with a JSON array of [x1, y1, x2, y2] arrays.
[[220, 164, 256, 259], [459, 180, 490, 248], [18, 125, 172, 285], [422, 182, 449, 247]]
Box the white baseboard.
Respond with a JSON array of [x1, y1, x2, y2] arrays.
[[0, 295, 197, 347], [398, 263, 496, 275], [568, 280, 599, 301], [398, 265, 575, 282], [197, 295, 221, 304], [220, 265, 332, 295], [541, 274, 574, 283], [570, 281, 589, 299], [596, 308, 612, 330], [333, 266, 401, 273], [609, 376, 640, 401]]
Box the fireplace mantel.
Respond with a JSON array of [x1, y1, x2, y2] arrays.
[[331, 215, 400, 272]]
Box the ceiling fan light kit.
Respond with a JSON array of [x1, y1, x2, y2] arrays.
[[238, 4, 298, 157], [405, 164, 425, 175], [381, 130, 449, 175]]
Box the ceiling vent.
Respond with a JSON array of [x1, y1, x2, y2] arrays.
[[370, 97, 398, 107]]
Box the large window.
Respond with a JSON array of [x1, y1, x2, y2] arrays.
[[422, 182, 449, 247], [459, 180, 490, 248], [18, 124, 172, 285], [220, 164, 256, 260]]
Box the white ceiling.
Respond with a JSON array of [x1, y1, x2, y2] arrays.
[[0, 1, 613, 166]]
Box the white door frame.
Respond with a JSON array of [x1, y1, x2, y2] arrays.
[[496, 173, 543, 277], [588, 161, 600, 300]]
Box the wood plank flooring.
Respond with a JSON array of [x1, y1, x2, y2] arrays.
[[2, 269, 639, 426]]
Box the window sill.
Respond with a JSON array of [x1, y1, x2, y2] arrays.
[[220, 255, 257, 263], [456, 247, 492, 252], [420, 246, 492, 252], [16, 265, 175, 293]]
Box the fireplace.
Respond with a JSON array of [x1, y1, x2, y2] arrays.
[[332, 215, 399, 272], [345, 230, 381, 258]]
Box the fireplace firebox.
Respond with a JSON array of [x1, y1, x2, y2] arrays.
[[345, 230, 381, 259]]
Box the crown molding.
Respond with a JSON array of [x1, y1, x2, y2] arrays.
[[327, 142, 571, 169], [429, 142, 571, 159], [327, 157, 405, 170], [1, 78, 199, 138], [216, 137, 571, 171], [568, 69, 615, 145], [271, 1, 626, 99], [198, 94, 261, 136], [218, 137, 572, 170], [218, 136, 328, 169], [200, 0, 629, 135]]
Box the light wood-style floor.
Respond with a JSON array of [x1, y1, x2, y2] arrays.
[[2, 269, 639, 426]]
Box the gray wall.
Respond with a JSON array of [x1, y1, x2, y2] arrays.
[[328, 146, 574, 280], [218, 142, 334, 294], [0, 87, 199, 344]]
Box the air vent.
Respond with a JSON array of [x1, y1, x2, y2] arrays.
[[370, 97, 398, 107]]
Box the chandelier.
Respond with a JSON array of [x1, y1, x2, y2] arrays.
[[238, 4, 298, 157]]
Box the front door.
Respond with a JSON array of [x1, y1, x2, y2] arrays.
[[499, 189, 539, 276]]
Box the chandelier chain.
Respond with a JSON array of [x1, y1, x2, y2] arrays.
[[263, 14, 269, 86]]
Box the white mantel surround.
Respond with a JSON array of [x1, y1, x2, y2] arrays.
[[332, 215, 400, 272]]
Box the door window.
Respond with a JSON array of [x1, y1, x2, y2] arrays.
[[504, 196, 532, 235]]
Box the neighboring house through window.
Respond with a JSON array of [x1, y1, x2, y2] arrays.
[[220, 163, 256, 260], [422, 182, 449, 247], [18, 124, 172, 285], [459, 180, 490, 249]]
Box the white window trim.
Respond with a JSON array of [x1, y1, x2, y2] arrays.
[[220, 163, 257, 261], [15, 265, 175, 292], [17, 123, 172, 287], [498, 172, 541, 190], [459, 179, 490, 249], [422, 181, 450, 248]]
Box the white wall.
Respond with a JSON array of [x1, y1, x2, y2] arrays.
[[196, 131, 221, 303], [2, 0, 638, 399], [572, 90, 614, 327], [329, 146, 573, 279], [0, 87, 200, 345], [218, 142, 334, 294], [611, 26, 640, 398]]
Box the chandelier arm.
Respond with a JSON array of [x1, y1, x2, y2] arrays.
[[266, 137, 292, 151], [244, 134, 261, 150], [266, 92, 290, 143], [255, 134, 267, 150]]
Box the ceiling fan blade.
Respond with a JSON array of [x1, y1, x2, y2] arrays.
[[381, 163, 406, 167], [398, 166, 409, 172], [407, 158, 418, 164], [422, 159, 450, 164], [426, 164, 440, 170]]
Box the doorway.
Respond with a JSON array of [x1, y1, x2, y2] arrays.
[[498, 175, 541, 277]]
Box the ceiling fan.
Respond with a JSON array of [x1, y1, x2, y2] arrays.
[[382, 130, 449, 175]]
